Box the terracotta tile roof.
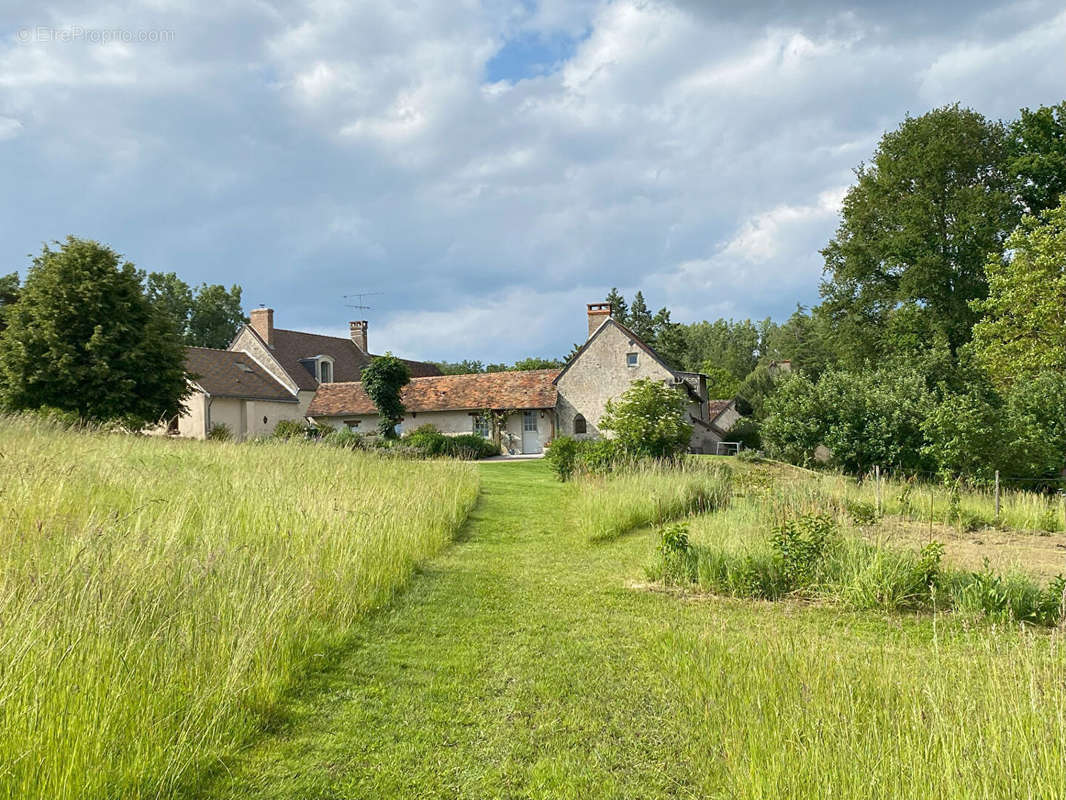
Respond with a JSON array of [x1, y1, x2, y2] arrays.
[[185, 347, 296, 402], [263, 328, 441, 391], [708, 399, 735, 420], [308, 369, 559, 417]]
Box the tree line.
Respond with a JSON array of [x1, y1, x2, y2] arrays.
[[600, 101, 1066, 481], [0, 237, 246, 427]]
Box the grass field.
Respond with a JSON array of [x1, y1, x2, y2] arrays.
[[0, 416, 478, 799], [201, 459, 1066, 799]]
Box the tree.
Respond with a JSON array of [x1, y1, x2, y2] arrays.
[[604, 287, 629, 325], [510, 356, 563, 371], [972, 197, 1066, 388], [820, 104, 1018, 362], [0, 272, 19, 334], [760, 373, 823, 465], [700, 364, 740, 400], [1008, 101, 1066, 216], [435, 359, 486, 375], [680, 318, 760, 379], [361, 353, 411, 438], [0, 237, 188, 426], [186, 283, 245, 349], [627, 291, 655, 342], [760, 306, 834, 379], [145, 271, 193, 338], [599, 377, 691, 459], [650, 306, 686, 369]]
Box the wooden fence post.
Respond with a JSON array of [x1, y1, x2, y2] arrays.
[[994, 471, 1000, 522]]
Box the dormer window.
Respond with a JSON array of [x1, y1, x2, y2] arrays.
[[319, 360, 333, 383]]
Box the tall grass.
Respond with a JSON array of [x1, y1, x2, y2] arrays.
[[570, 461, 732, 542], [0, 415, 479, 799]]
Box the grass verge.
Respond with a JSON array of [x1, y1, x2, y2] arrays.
[[0, 415, 478, 799]]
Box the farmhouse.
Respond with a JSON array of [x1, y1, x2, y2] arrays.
[[175, 308, 439, 440], [307, 303, 734, 454]]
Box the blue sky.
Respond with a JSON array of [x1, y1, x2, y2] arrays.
[[1, 0, 1064, 362]]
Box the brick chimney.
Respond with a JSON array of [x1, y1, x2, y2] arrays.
[[587, 302, 612, 339], [249, 307, 274, 347], [349, 320, 368, 354]]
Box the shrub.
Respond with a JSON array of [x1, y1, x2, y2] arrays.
[[545, 435, 579, 481], [655, 522, 698, 585], [405, 424, 450, 456], [577, 438, 622, 474], [207, 422, 232, 441], [273, 419, 309, 440], [770, 513, 835, 590], [599, 377, 691, 459], [845, 499, 879, 526], [321, 428, 364, 450]]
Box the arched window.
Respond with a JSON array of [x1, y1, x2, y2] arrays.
[[573, 414, 587, 434], [319, 359, 333, 383]]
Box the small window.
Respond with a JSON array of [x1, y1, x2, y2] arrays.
[[573, 414, 587, 434], [523, 411, 537, 432], [344, 420, 360, 429], [473, 414, 490, 438], [626, 352, 638, 367], [319, 360, 333, 383]]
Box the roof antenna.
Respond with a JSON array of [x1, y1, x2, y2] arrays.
[[344, 291, 383, 311]]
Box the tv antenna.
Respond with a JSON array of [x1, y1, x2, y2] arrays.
[[344, 292, 383, 311]]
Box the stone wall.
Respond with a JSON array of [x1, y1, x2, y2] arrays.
[[555, 321, 675, 438]]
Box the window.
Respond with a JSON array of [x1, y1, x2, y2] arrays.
[[319, 359, 333, 383], [573, 414, 587, 434], [626, 352, 638, 367], [344, 420, 360, 429], [473, 414, 490, 438], [523, 411, 537, 432]]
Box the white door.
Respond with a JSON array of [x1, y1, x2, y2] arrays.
[[521, 411, 541, 454]]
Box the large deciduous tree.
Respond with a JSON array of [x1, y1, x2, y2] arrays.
[[1008, 101, 1066, 216], [361, 353, 411, 438], [820, 105, 1018, 363], [146, 272, 246, 349], [0, 237, 188, 426], [972, 197, 1066, 388], [0, 272, 19, 334]]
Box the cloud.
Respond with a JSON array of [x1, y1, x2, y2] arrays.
[[0, 0, 1063, 362]]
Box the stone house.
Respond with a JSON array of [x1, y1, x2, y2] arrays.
[[309, 369, 559, 454], [305, 302, 732, 454], [173, 307, 439, 440]]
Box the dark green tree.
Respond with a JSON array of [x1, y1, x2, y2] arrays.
[[650, 306, 686, 369], [604, 287, 629, 325], [510, 356, 563, 371], [434, 359, 486, 375], [1008, 101, 1066, 215], [599, 377, 691, 459], [187, 283, 246, 349], [680, 318, 761, 379], [145, 271, 193, 338], [0, 272, 19, 334], [627, 291, 655, 341], [0, 237, 188, 426], [820, 104, 1018, 363], [361, 353, 411, 438]]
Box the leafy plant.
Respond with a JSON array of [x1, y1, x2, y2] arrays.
[[770, 514, 835, 590], [273, 419, 309, 440], [599, 377, 691, 459], [361, 354, 411, 439], [207, 422, 232, 441]]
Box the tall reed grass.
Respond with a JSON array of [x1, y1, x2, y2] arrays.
[[0, 415, 478, 799], [571, 461, 732, 542]]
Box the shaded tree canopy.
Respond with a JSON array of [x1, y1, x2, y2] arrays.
[[0, 237, 188, 426], [820, 104, 1018, 364], [361, 353, 411, 439]]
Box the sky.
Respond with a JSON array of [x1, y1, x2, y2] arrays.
[[1, 1, 1064, 363]]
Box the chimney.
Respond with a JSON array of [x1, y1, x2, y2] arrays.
[[249, 307, 274, 347], [349, 320, 368, 354], [587, 302, 612, 339]]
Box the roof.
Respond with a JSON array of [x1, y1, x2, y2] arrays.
[[184, 347, 297, 402], [707, 399, 735, 420], [308, 369, 559, 417], [553, 316, 679, 386], [253, 327, 440, 392]]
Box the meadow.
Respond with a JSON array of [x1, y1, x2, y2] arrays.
[[204, 459, 1066, 799], [0, 416, 478, 799]]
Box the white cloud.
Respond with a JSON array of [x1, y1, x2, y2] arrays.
[[0, 0, 1064, 361]]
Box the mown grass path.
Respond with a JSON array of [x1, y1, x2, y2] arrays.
[[204, 460, 1066, 799], [204, 460, 713, 798]]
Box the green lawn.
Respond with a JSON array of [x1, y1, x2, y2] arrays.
[[203, 459, 1066, 799]]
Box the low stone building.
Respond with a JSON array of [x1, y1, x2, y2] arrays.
[[172, 308, 439, 440], [309, 369, 559, 454], [306, 302, 726, 454]]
